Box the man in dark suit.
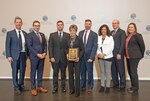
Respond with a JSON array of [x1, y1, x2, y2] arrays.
[[6, 17, 28, 94], [78, 19, 98, 93], [111, 19, 126, 91], [27, 20, 47, 96], [48, 20, 70, 94]]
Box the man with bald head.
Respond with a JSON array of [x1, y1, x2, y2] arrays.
[[111, 19, 126, 91]]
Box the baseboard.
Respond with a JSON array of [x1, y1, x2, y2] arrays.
[[1, 76, 150, 80]]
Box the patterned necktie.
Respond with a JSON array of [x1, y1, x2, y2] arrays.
[[18, 31, 22, 50], [37, 32, 42, 44]]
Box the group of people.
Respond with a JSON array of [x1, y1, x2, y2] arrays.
[[5, 17, 145, 97]]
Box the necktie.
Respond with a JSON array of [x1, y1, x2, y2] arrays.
[[84, 30, 87, 48], [59, 32, 61, 38], [37, 32, 42, 44], [18, 31, 22, 50], [112, 30, 116, 36]]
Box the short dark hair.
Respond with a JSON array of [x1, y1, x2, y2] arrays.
[[127, 23, 137, 35], [69, 24, 78, 32], [32, 20, 40, 26], [57, 20, 64, 25], [98, 24, 111, 36], [14, 16, 22, 22], [85, 19, 92, 23]]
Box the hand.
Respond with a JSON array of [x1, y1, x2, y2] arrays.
[[7, 57, 13, 63], [50, 58, 55, 62], [37, 54, 44, 59], [75, 57, 79, 62], [116, 54, 121, 60], [66, 54, 69, 60], [42, 53, 46, 58], [87, 59, 93, 62], [97, 53, 105, 59]]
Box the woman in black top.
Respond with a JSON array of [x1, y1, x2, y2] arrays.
[[66, 24, 84, 97], [126, 23, 145, 93]]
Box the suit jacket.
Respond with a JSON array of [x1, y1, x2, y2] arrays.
[[6, 29, 28, 60], [66, 36, 85, 61], [27, 31, 47, 60], [48, 31, 70, 63], [97, 35, 114, 59], [78, 30, 98, 60], [112, 28, 126, 57], [127, 33, 145, 59]]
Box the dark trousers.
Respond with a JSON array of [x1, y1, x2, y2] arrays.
[[11, 52, 26, 90], [51, 61, 67, 89], [81, 55, 94, 89], [30, 59, 44, 90], [127, 58, 140, 90], [111, 57, 126, 88], [68, 61, 80, 95]]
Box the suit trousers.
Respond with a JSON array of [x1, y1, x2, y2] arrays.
[[30, 58, 44, 90], [11, 52, 26, 90], [127, 58, 140, 90], [111, 56, 126, 88], [81, 55, 94, 89], [68, 61, 80, 95], [51, 61, 67, 89]]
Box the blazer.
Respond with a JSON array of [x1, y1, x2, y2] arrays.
[[6, 29, 28, 60], [27, 31, 47, 60], [66, 36, 85, 61], [97, 35, 114, 59], [78, 30, 98, 60], [48, 31, 70, 63], [112, 28, 126, 57], [127, 33, 145, 59]]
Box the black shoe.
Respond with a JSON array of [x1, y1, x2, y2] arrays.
[[62, 87, 66, 92], [20, 87, 29, 92], [69, 91, 75, 95], [14, 89, 21, 95], [105, 87, 110, 93], [120, 87, 125, 92], [52, 88, 58, 94], [99, 86, 105, 92], [75, 93, 80, 97], [127, 88, 138, 94]]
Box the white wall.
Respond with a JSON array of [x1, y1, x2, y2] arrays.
[[0, 0, 150, 79]]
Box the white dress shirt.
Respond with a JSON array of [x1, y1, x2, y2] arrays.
[[82, 30, 90, 45]]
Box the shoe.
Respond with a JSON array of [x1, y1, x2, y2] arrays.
[[75, 93, 80, 97], [20, 87, 28, 92], [37, 87, 48, 93], [120, 87, 125, 92], [14, 89, 21, 95], [105, 87, 110, 93], [31, 90, 37, 96], [69, 91, 75, 95], [99, 86, 105, 92], [52, 88, 58, 94], [62, 87, 66, 92], [87, 89, 92, 94], [127, 88, 138, 94]]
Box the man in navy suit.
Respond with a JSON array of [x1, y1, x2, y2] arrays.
[[79, 19, 98, 93], [6, 17, 28, 94], [27, 20, 47, 96], [111, 19, 126, 91]]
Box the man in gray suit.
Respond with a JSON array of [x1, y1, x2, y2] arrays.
[[48, 20, 70, 94], [111, 19, 126, 91]]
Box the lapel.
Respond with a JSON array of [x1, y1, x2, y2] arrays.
[[86, 30, 92, 46], [13, 29, 19, 40], [113, 28, 120, 39]]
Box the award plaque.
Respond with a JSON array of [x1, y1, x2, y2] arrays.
[[68, 48, 78, 61]]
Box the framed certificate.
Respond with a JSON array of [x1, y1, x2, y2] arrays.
[[68, 48, 78, 61]]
